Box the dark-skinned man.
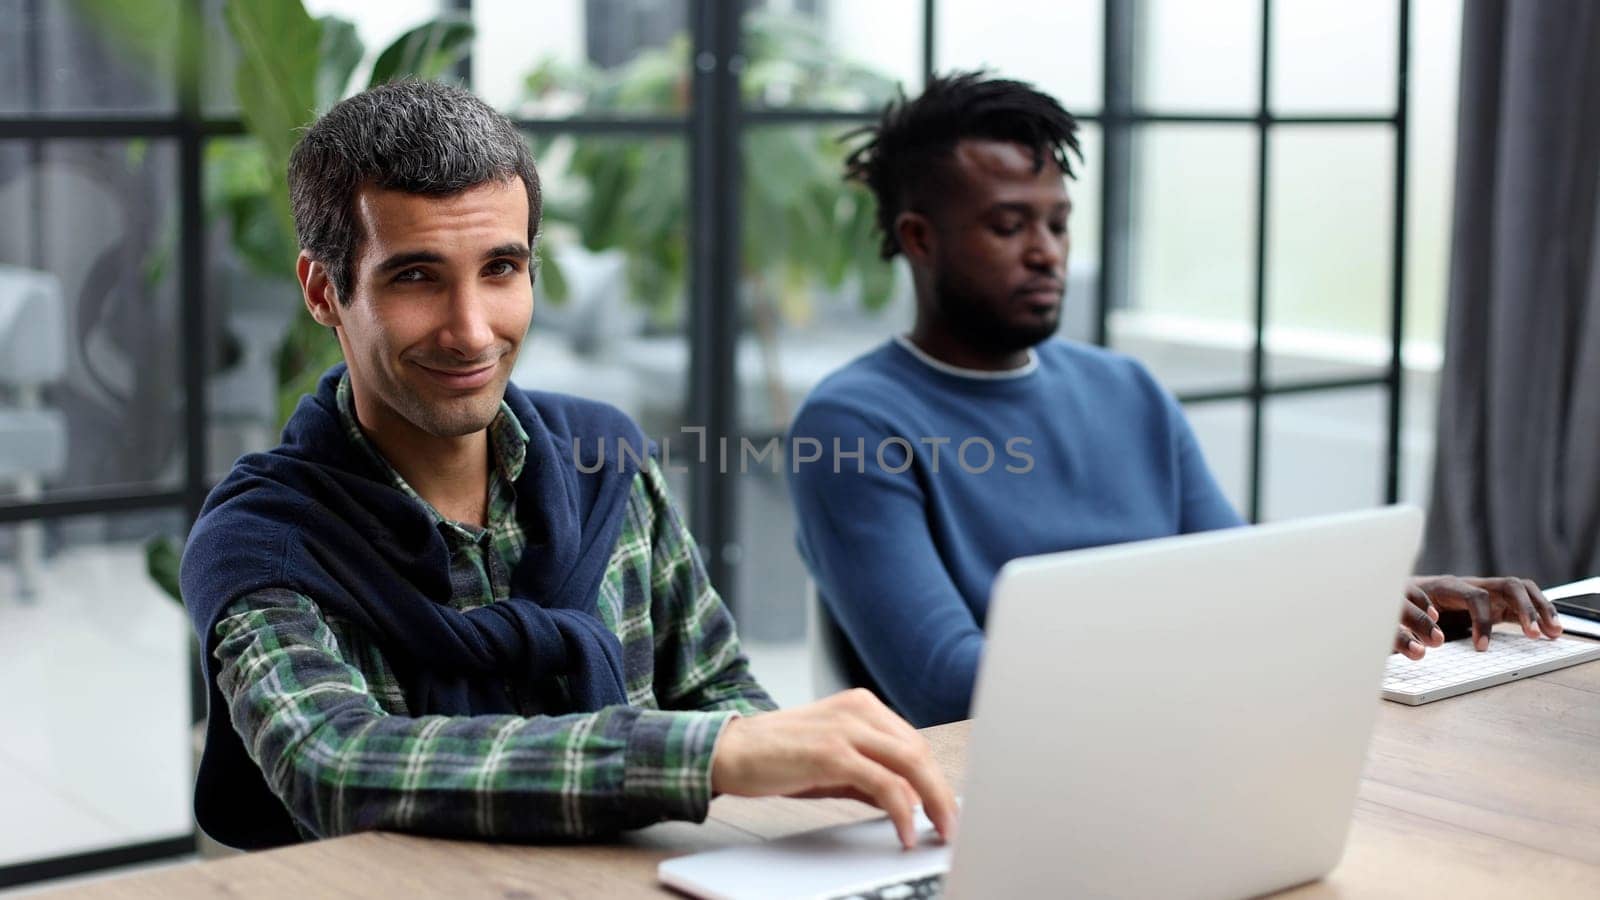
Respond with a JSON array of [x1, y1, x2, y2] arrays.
[[786, 72, 1561, 727]]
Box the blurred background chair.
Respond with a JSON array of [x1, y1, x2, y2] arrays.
[[807, 579, 853, 700], [0, 265, 67, 601]]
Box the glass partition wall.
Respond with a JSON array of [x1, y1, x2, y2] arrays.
[[0, 0, 1453, 886]]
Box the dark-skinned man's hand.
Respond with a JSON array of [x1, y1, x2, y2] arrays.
[[1400, 575, 1562, 656], [1394, 582, 1446, 660]]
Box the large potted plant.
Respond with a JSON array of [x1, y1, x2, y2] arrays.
[[524, 8, 901, 429]]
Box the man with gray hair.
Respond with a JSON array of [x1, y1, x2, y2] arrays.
[[182, 80, 955, 851]]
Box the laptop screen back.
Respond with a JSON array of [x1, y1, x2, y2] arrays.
[[948, 506, 1422, 899]]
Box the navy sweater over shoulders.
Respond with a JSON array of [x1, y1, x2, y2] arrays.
[[786, 338, 1243, 726]]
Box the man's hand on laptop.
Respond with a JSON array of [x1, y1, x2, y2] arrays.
[[710, 688, 959, 849], [1399, 575, 1562, 656]]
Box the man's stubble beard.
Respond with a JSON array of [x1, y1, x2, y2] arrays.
[[932, 267, 1062, 356], [389, 369, 511, 438]]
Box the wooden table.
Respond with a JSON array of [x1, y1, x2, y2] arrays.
[[50, 653, 1600, 899]]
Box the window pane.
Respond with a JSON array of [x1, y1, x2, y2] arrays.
[[733, 122, 910, 642], [0, 1, 25, 115], [303, 0, 448, 67], [0, 139, 183, 508], [1261, 387, 1386, 521], [1266, 126, 1393, 383], [1399, 366, 1440, 509], [774, 0, 924, 110], [735, 454, 812, 643], [474, 0, 690, 117], [0, 510, 192, 866], [1116, 125, 1258, 394], [1271, 0, 1397, 113], [200, 0, 238, 116], [516, 132, 691, 492], [0, 0, 178, 116], [739, 123, 909, 437], [1404, 0, 1464, 353], [1137, 0, 1260, 113], [935, 0, 1102, 115], [1396, 0, 1465, 509], [203, 137, 307, 477], [1060, 123, 1102, 345], [205, 0, 454, 117], [1182, 399, 1251, 519]]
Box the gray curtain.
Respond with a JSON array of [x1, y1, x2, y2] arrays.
[[1421, 0, 1600, 583]]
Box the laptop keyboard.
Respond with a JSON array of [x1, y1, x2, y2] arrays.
[[832, 873, 944, 900]]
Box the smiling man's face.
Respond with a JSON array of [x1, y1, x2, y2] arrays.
[[305, 177, 533, 444]]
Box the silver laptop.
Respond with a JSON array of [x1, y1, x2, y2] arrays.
[[660, 506, 1424, 900]]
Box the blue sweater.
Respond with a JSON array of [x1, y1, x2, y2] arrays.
[[787, 338, 1243, 725]]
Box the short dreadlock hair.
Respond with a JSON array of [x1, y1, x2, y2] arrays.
[[844, 71, 1081, 260]]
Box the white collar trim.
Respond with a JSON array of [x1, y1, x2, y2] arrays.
[[894, 334, 1039, 380]]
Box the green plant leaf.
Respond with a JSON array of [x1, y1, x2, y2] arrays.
[[314, 15, 363, 110], [367, 15, 474, 87], [66, 0, 196, 89], [224, 0, 320, 251], [205, 141, 298, 277], [144, 535, 184, 605], [852, 205, 896, 311], [537, 249, 569, 305], [225, 0, 319, 165], [521, 11, 899, 325]]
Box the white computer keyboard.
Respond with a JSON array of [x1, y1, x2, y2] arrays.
[[1382, 634, 1600, 705]]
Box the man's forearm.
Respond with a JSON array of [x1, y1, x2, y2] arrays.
[[216, 594, 734, 840], [258, 704, 735, 840]]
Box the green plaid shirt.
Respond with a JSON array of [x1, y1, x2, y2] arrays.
[[212, 374, 774, 842]]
